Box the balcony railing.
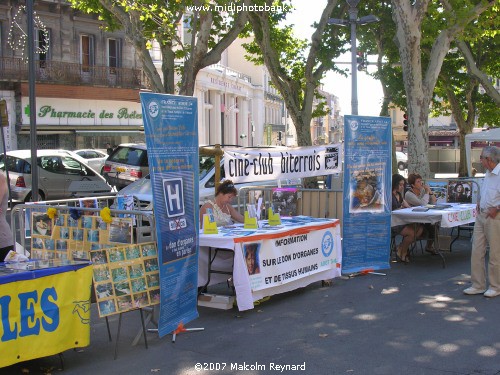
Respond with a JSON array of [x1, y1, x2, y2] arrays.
[[0, 57, 145, 89]]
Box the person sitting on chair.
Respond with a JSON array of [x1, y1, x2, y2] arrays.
[[405, 173, 439, 255], [392, 174, 423, 263], [199, 180, 244, 227]]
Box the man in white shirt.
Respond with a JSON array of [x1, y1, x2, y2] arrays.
[[464, 146, 500, 298]]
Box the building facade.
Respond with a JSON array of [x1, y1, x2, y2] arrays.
[[0, 0, 145, 153]]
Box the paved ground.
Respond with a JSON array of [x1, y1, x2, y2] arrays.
[[2, 236, 499, 375]]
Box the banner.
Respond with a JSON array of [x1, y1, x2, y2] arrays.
[[342, 115, 392, 273], [140, 93, 199, 338], [0, 262, 92, 368], [224, 145, 342, 183], [235, 223, 341, 292]]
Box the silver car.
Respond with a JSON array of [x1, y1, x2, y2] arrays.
[[74, 149, 108, 173], [102, 143, 149, 190], [0, 149, 112, 202]]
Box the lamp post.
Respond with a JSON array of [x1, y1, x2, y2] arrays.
[[328, 0, 379, 115]]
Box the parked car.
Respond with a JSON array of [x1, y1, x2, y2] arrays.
[[396, 151, 408, 170], [0, 150, 112, 202], [116, 151, 302, 210], [74, 149, 108, 173], [102, 143, 148, 190]]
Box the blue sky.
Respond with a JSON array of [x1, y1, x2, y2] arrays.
[[286, 0, 384, 116]]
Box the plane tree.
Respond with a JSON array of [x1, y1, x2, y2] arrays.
[[69, 0, 251, 95]]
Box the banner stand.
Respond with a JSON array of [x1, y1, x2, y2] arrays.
[[147, 322, 204, 343], [112, 308, 149, 360], [346, 269, 387, 278]]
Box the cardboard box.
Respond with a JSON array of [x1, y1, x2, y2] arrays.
[[197, 293, 235, 310]]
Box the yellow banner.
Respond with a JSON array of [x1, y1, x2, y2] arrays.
[[0, 265, 92, 368]]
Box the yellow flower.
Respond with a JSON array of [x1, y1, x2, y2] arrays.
[[100, 207, 113, 223], [47, 207, 57, 219]]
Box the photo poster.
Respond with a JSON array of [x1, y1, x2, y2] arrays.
[[272, 187, 298, 216], [342, 115, 392, 274], [30, 211, 133, 261], [428, 180, 448, 203], [91, 242, 160, 317], [116, 195, 136, 224], [141, 92, 199, 338], [446, 180, 473, 204]]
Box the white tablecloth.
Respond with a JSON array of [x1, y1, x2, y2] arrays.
[[391, 203, 477, 228], [199, 217, 342, 311]]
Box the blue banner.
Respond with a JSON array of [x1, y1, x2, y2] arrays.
[[342, 115, 392, 273], [140, 93, 199, 338]]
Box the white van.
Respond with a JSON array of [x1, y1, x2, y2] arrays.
[[116, 152, 302, 210]]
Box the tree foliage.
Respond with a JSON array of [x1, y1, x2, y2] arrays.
[[243, 0, 347, 146]]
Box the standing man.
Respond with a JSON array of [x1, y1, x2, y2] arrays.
[[464, 146, 500, 298], [106, 142, 114, 156]]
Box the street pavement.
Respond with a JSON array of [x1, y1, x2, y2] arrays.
[[1, 236, 499, 375]]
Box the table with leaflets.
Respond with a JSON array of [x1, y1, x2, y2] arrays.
[[0, 260, 92, 368], [391, 203, 477, 266], [198, 216, 342, 311]]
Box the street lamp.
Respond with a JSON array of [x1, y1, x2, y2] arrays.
[[328, 0, 379, 115]]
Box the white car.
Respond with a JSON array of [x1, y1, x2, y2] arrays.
[[116, 154, 302, 210], [74, 149, 108, 173], [0, 149, 112, 202]]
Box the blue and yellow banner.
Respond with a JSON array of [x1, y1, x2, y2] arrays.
[[0, 263, 92, 368]]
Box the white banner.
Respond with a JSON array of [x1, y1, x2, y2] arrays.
[[224, 145, 342, 183], [237, 225, 341, 292]]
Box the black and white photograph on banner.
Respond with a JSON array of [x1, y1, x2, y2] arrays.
[[272, 188, 298, 216]]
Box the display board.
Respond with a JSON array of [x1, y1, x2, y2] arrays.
[[30, 212, 133, 261], [91, 242, 160, 317]]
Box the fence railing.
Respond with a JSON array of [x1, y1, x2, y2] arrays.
[[10, 196, 155, 258]]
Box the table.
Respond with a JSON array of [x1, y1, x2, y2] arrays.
[[0, 260, 92, 368], [199, 217, 342, 311], [391, 203, 477, 228], [391, 203, 477, 266]]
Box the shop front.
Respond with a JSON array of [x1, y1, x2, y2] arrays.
[[16, 85, 144, 151]]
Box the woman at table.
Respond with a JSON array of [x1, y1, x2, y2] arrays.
[[392, 174, 424, 263], [199, 180, 244, 227], [404, 173, 439, 254], [0, 171, 14, 261]]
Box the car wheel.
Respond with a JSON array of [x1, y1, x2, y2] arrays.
[[24, 190, 46, 203], [398, 162, 405, 171]]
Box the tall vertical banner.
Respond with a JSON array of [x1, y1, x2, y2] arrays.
[[140, 93, 199, 337], [342, 115, 392, 273]]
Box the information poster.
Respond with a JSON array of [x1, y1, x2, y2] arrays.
[[342, 115, 392, 273], [140, 93, 199, 338]]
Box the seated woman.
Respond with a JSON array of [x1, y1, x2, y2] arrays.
[[392, 174, 424, 263], [404, 173, 439, 254], [199, 180, 244, 227]]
